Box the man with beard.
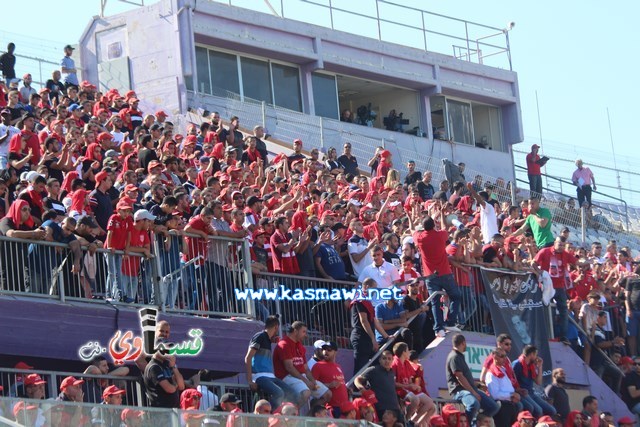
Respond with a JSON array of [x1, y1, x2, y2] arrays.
[[401, 279, 429, 351], [545, 368, 570, 424]]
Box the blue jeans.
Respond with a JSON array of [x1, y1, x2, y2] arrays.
[[180, 263, 199, 310], [554, 288, 568, 340], [122, 275, 138, 301], [453, 388, 500, 422], [0, 155, 8, 170], [521, 391, 556, 418], [255, 376, 295, 408], [426, 273, 461, 332], [105, 253, 123, 300], [528, 174, 542, 195]]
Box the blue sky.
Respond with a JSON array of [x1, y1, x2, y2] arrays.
[[3, 0, 639, 203]]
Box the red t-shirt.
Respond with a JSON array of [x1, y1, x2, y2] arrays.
[[445, 244, 470, 287], [414, 230, 452, 276], [272, 335, 306, 379], [107, 214, 133, 250], [534, 247, 577, 289], [526, 152, 541, 175], [270, 230, 299, 274], [122, 226, 150, 276], [568, 270, 597, 300], [185, 215, 214, 265], [311, 361, 349, 407], [391, 356, 416, 398]]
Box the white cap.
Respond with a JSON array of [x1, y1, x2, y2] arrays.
[[26, 171, 42, 183], [134, 209, 156, 222], [348, 199, 362, 207], [313, 339, 329, 350]]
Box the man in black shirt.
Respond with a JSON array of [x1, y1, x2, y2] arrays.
[[143, 341, 185, 408], [620, 356, 640, 417], [337, 143, 359, 176], [416, 171, 435, 201], [402, 279, 429, 352], [624, 272, 640, 358], [446, 333, 499, 424], [382, 232, 401, 269], [545, 368, 570, 424], [89, 171, 114, 235], [592, 311, 624, 394], [0, 43, 16, 83], [403, 160, 422, 189], [355, 350, 401, 421]]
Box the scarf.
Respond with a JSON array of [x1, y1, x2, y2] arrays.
[[5, 199, 34, 228], [290, 211, 308, 232], [489, 361, 506, 378], [517, 354, 536, 379], [84, 142, 103, 162], [26, 188, 44, 214], [70, 189, 90, 213], [61, 171, 79, 194], [349, 296, 375, 326]]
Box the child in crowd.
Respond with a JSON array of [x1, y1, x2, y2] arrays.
[[105, 200, 133, 301]]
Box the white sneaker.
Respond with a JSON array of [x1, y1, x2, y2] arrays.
[[445, 325, 461, 332], [436, 329, 446, 338]]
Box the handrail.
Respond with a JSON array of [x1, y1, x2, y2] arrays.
[[345, 290, 446, 388], [255, 271, 358, 288], [567, 315, 624, 377]]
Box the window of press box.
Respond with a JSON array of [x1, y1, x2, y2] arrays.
[[431, 96, 503, 151]]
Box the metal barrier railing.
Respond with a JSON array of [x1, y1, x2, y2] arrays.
[[0, 396, 365, 427], [253, 272, 357, 349], [0, 230, 254, 319]]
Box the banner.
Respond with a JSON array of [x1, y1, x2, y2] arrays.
[[479, 268, 553, 381]]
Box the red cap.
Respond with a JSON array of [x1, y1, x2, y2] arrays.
[[147, 160, 162, 172], [253, 228, 268, 239], [361, 389, 378, 404], [293, 138, 303, 146], [124, 184, 139, 193], [95, 171, 109, 184], [517, 411, 535, 420], [380, 149, 391, 158], [155, 110, 168, 118], [121, 408, 144, 421], [120, 141, 133, 152], [13, 401, 37, 417], [174, 134, 184, 141], [22, 73, 31, 79], [60, 376, 84, 390], [96, 108, 110, 116], [129, 97, 140, 104], [116, 200, 133, 211], [621, 356, 635, 365], [14, 361, 34, 370], [531, 144, 540, 149], [39, 87, 50, 94], [222, 204, 234, 212], [537, 415, 557, 424], [618, 416, 637, 424], [97, 132, 113, 142], [428, 416, 447, 426], [103, 385, 126, 399], [24, 374, 46, 386]]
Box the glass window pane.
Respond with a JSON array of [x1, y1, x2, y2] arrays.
[[272, 63, 301, 111], [430, 95, 447, 140], [209, 50, 239, 96], [195, 47, 211, 94], [447, 99, 473, 145], [312, 73, 338, 119], [241, 57, 272, 103], [472, 104, 503, 151]]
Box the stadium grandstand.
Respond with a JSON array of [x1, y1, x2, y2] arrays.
[[0, 1, 639, 426]]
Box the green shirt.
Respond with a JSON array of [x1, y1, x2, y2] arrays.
[[525, 207, 554, 247]]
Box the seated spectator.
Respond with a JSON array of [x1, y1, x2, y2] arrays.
[[544, 369, 570, 424], [91, 385, 126, 427], [272, 321, 331, 410], [391, 342, 435, 425], [512, 345, 556, 418], [53, 376, 87, 426], [311, 341, 349, 416], [591, 311, 624, 394], [621, 355, 640, 420], [484, 348, 519, 426]]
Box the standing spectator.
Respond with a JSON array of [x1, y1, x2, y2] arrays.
[[90, 170, 114, 235], [311, 341, 350, 416], [512, 345, 556, 418], [403, 160, 422, 189], [446, 334, 500, 424], [532, 236, 577, 344], [270, 216, 301, 275], [61, 44, 79, 89], [545, 368, 570, 424], [0, 109, 19, 169], [105, 200, 134, 301], [417, 171, 435, 201], [355, 350, 403, 422], [413, 214, 462, 336], [484, 348, 519, 426], [591, 311, 624, 394], [245, 316, 294, 408], [91, 385, 126, 427], [337, 142, 359, 176], [358, 246, 401, 292], [272, 321, 331, 409], [315, 225, 346, 280], [467, 183, 499, 244], [571, 159, 596, 209], [0, 43, 16, 84], [121, 209, 154, 303], [526, 144, 543, 195], [623, 266, 640, 356], [19, 74, 36, 104], [402, 279, 430, 352], [348, 218, 376, 278], [143, 343, 185, 408], [512, 197, 554, 249], [620, 356, 640, 420], [350, 278, 389, 374], [45, 70, 65, 105]]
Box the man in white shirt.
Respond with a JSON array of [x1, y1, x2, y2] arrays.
[[485, 348, 520, 425], [467, 183, 499, 244], [0, 109, 20, 169], [348, 219, 376, 277], [358, 246, 402, 306]]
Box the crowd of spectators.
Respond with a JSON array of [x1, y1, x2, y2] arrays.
[[0, 45, 639, 427]]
